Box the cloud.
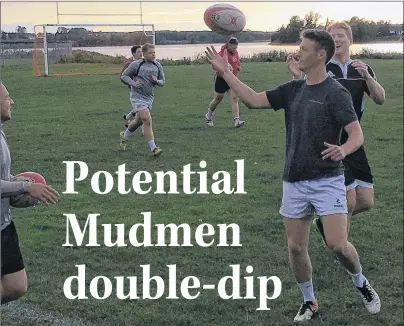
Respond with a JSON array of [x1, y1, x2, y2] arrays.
[[183, 9, 201, 13], [150, 12, 180, 16], [153, 20, 199, 24], [1, 23, 35, 33], [150, 8, 200, 15]]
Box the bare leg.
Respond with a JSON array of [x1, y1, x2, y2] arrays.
[[206, 92, 224, 126], [228, 89, 245, 127], [353, 186, 374, 216], [1, 270, 27, 305]]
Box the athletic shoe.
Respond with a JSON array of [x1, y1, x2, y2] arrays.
[[153, 147, 162, 157], [234, 119, 245, 128], [206, 112, 214, 127], [119, 131, 128, 150], [357, 281, 381, 314], [293, 301, 319, 322]]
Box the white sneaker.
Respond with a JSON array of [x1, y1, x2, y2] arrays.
[[234, 119, 245, 128], [206, 112, 214, 127], [293, 301, 319, 322], [356, 281, 381, 314]]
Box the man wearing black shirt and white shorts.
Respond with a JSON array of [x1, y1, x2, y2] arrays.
[[205, 29, 381, 323]]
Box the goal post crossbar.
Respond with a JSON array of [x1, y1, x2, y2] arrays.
[[33, 23, 156, 77]]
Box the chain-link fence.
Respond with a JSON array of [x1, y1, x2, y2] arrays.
[[0, 39, 73, 67]]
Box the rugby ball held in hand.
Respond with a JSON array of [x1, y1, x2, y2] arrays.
[[204, 4, 246, 35], [17, 171, 46, 184], [10, 172, 46, 208]]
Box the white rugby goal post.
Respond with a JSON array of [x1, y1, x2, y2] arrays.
[[33, 23, 155, 77]]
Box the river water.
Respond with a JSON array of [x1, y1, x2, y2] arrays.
[[74, 42, 403, 60]]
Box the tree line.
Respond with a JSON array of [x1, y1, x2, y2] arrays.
[[1, 27, 272, 46], [1, 13, 402, 47], [271, 12, 403, 43]]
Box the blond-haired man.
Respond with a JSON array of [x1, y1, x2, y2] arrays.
[[120, 43, 165, 156]]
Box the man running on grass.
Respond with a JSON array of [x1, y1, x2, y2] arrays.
[[205, 37, 245, 128], [120, 43, 165, 156], [121, 45, 143, 134]]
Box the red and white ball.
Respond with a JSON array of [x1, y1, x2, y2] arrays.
[[204, 3, 246, 35]]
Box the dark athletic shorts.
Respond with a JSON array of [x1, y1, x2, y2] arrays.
[[343, 145, 374, 190], [214, 76, 230, 94], [1, 221, 25, 276]]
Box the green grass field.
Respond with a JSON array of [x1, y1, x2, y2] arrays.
[[1, 59, 403, 326]]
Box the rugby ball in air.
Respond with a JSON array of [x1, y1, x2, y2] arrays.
[[10, 172, 46, 208], [204, 3, 246, 35]]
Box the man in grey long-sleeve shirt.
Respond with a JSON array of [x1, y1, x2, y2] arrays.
[[0, 82, 59, 304], [120, 43, 165, 156]]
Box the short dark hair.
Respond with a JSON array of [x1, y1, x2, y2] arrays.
[[300, 29, 335, 64], [131, 45, 141, 54]]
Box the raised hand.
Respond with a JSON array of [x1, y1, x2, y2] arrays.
[[286, 53, 301, 79], [351, 60, 371, 80], [205, 46, 231, 76]]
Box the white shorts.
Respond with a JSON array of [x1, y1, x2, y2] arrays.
[[279, 174, 348, 219], [129, 101, 152, 113], [346, 180, 374, 192]]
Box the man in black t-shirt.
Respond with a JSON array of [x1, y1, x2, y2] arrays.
[[287, 22, 386, 239], [205, 29, 381, 322]]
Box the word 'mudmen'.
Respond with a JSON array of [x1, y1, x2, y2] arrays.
[[63, 160, 246, 195], [63, 212, 241, 247]]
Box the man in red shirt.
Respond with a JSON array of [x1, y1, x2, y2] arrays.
[[122, 45, 143, 129], [205, 37, 245, 128]]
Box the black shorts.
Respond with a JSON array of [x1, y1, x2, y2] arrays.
[[1, 221, 25, 276], [214, 76, 230, 94], [343, 145, 373, 189]]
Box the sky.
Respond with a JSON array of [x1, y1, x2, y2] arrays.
[[0, 1, 403, 33]]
